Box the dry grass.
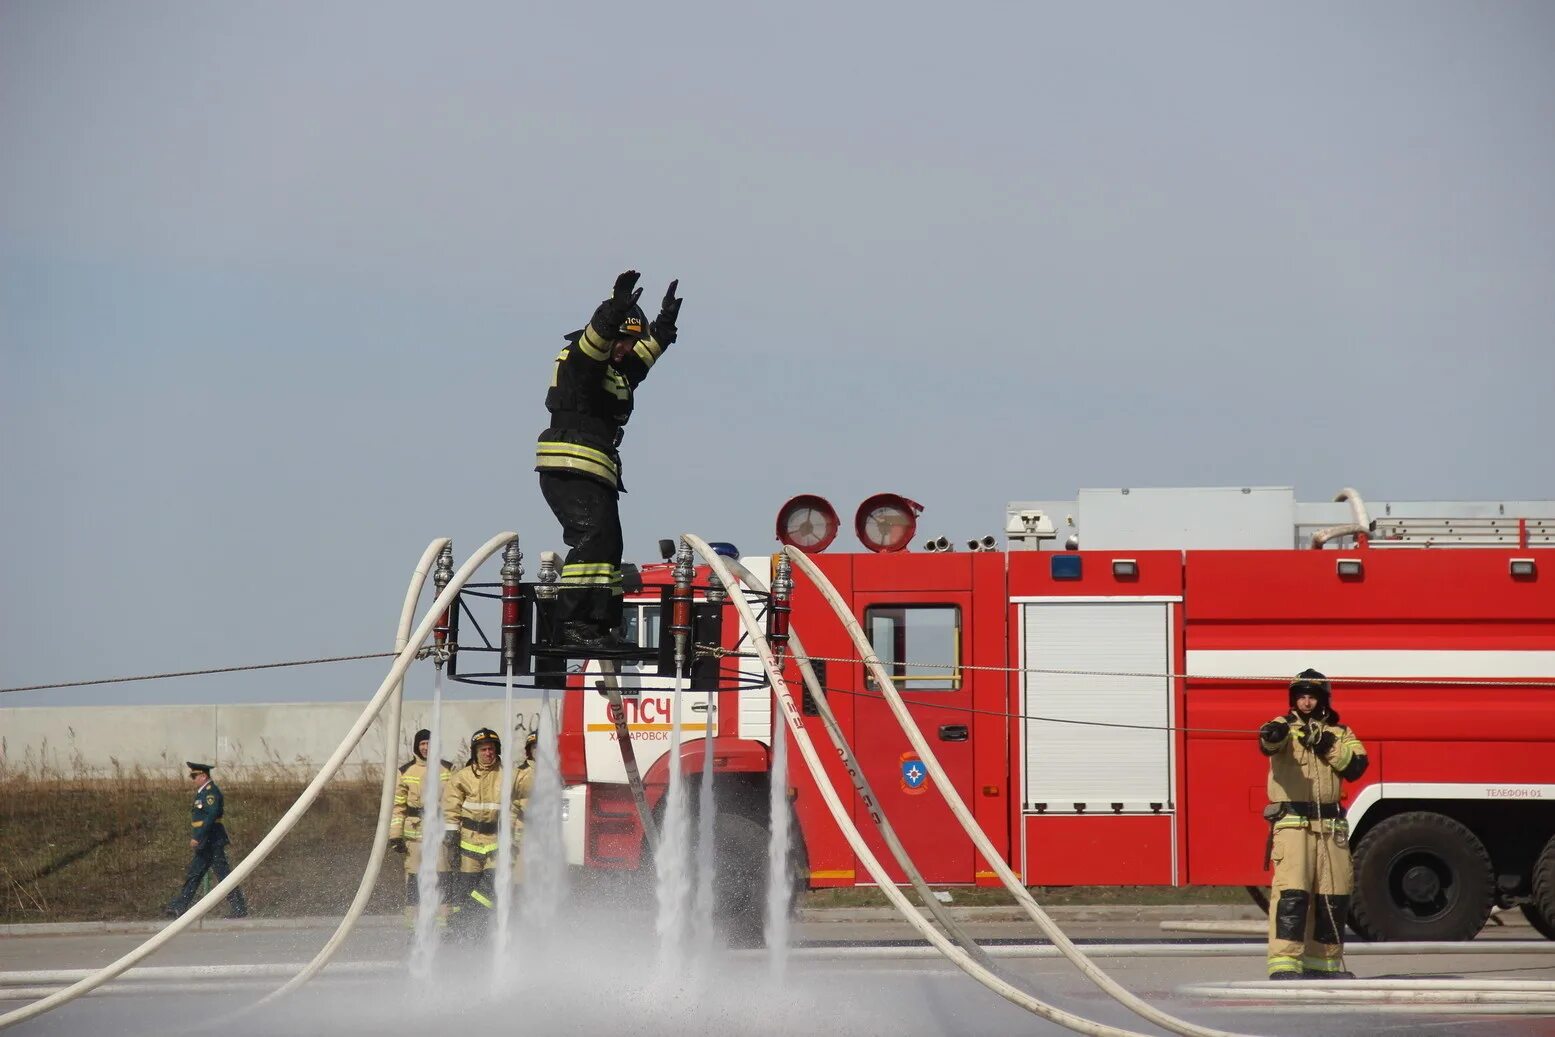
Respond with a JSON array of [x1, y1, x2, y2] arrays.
[[0, 763, 403, 923], [1, 760, 1248, 922]]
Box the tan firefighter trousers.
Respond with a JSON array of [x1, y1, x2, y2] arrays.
[[1268, 822, 1352, 977], [402, 838, 451, 926]]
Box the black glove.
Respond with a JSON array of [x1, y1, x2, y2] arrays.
[[1309, 729, 1338, 757], [387, 836, 406, 854], [1293, 720, 1323, 749], [443, 830, 460, 852], [590, 270, 643, 338], [650, 279, 682, 346], [1258, 717, 1290, 743]]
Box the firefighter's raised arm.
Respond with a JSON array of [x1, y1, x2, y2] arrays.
[[615, 279, 681, 389], [570, 270, 643, 364], [652, 279, 681, 346]]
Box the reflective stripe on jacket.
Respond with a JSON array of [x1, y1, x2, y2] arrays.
[[442, 761, 525, 858], [534, 319, 667, 491], [1264, 717, 1368, 812], [389, 756, 452, 841]]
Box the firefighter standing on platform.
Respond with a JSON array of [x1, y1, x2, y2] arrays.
[[388, 728, 452, 927], [535, 269, 682, 653], [442, 727, 531, 936], [164, 762, 249, 919], [1258, 669, 1369, 979]]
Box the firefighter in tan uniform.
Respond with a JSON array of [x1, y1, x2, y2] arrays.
[[1258, 669, 1369, 979], [441, 727, 533, 937], [387, 728, 452, 927]]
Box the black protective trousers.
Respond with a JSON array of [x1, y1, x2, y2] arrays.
[[170, 839, 248, 916], [538, 470, 624, 635]]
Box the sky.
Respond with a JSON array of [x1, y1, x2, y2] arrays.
[[2, 2, 1552, 707]]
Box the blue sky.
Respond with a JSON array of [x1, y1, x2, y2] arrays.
[[3, 2, 1552, 705]]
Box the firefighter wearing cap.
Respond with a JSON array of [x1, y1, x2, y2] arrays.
[[442, 727, 530, 935], [535, 269, 682, 653], [164, 762, 249, 919], [1258, 669, 1369, 979], [388, 728, 453, 927]]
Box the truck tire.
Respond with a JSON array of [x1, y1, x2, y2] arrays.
[[1350, 812, 1494, 942], [1522, 833, 1555, 941], [714, 810, 772, 948]]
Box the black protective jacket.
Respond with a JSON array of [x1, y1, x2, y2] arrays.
[[534, 320, 666, 491]]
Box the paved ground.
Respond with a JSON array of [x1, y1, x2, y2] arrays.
[[2, 910, 1551, 1036]]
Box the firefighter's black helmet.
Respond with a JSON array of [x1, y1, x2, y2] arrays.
[[525, 731, 538, 758], [564, 304, 648, 345], [617, 304, 647, 339], [1289, 668, 1333, 714], [469, 727, 502, 765]]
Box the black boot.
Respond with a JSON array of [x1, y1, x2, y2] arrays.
[[558, 621, 638, 656]]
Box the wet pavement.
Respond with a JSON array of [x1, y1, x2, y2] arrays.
[[3, 912, 1552, 1036]]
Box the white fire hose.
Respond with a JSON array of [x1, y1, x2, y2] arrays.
[[690, 535, 1166, 1037], [253, 536, 451, 1006], [722, 558, 1001, 976], [0, 532, 517, 1032], [781, 544, 1252, 1037]]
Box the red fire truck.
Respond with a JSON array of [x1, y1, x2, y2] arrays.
[[554, 486, 1555, 943]]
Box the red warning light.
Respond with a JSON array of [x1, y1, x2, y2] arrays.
[[776, 494, 841, 553], [854, 494, 923, 554]]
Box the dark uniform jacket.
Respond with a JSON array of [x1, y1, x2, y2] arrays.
[[533, 320, 667, 491], [190, 779, 229, 850]]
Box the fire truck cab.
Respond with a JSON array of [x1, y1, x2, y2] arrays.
[[557, 487, 1555, 943]]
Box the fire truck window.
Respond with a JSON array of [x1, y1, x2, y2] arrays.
[[614, 605, 662, 649], [863, 606, 961, 691]]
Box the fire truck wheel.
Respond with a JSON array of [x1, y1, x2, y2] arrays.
[[1350, 812, 1495, 942], [1522, 833, 1555, 941], [1521, 902, 1555, 940], [712, 811, 771, 948]]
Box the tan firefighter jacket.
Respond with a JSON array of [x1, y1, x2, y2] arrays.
[[513, 761, 535, 837], [1260, 713, 1368, 832], [389, 756, 452, 843], [443, 759, 529, 863]]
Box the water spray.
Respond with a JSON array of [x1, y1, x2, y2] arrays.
[[248, 537, 450, 1009], [687, 535, 1152, 1036], [494, 538, 523, 962], [718, 556, 1003, 982], [654, 539, 696, 974], [411, 542, 456, 978], [0, 533, 518, 1032], [763, 553, 794, 982]]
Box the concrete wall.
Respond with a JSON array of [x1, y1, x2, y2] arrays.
[[0, 697, 547, 779]]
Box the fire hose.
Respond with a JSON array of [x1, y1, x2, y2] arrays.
[[779, 543, 1252, 1037], [720, 558, 1002, 976], [0, 532, 518, 1033], [689, 534, 1206, 1037], [252, 536, 452, 1006]]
